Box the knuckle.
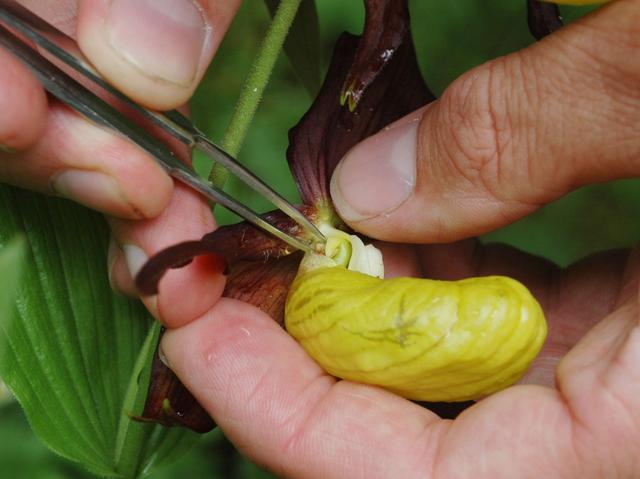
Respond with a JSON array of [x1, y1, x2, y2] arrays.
[[434, 59, 523, 203]]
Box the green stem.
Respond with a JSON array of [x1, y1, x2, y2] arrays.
[[113, 321, 162, 476], [209, 0, 302, 189]]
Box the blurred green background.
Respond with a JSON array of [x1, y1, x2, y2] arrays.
[[2, 1, 639, 477]]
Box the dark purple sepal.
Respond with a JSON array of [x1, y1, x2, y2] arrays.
[[527, 0, 563, 40], [288, 30, 434, 206], [340, 0, 411, 111], [135, 342, 216, 433], [135, 207, 316, 296], [224, 252, 303, 327]]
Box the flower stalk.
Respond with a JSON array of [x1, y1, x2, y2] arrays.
[[209, 0, 303, 189]]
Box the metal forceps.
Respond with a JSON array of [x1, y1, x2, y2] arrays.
[[0, 0, 325, 253]]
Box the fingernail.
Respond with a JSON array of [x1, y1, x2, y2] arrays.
[[330, 121, 418, 222], [158, 344, 172, 369], [53, 169, 128, 212], [123, 244, 148, 279], [106, 0, 207, 86], [123, 244, 161, 319]]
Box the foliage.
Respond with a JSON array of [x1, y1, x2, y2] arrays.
[[0, 188, 198, 477], [0, 235, 25, 340]]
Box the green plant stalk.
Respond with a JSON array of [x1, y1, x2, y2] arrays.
[[209, 0, 303, 189], [113, 321, 162, 477]]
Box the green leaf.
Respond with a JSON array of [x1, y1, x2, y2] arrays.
[[0, 235, 25, 343], [0, 186, 199, 478], [0, 235, 25, 407], [265, 0, 322, 97]]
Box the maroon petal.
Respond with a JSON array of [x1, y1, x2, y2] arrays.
[[287, 2, 434, 207], [135, 207, 316, 296], [137, 342, 216, 433], [340, 0, 411, 111], [224, 252, 303, 327], [527, 0, 563, 40]]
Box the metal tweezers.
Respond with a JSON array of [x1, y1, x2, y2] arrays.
[[0, 0, 324, 253]]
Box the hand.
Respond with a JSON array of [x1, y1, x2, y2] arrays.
[[0, 0, 241, 324], [157, 1, 640, 477]]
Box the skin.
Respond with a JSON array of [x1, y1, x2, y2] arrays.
[[2, 1, 639, 478]]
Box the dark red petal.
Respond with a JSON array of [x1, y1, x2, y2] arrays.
[[224, 252, 303, 327], [136, 241, 222, 296], [137, 342, 216, 433], [527, 0, 563, 40], [340, 0, 411, 111], [200, 207, 317, 263], [287, 2, 434, 206], [135, 208, 316, 296]]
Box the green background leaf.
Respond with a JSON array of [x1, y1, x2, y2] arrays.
[[0, 235, 25, 337], [264, 0, 322, 97], [0, 186, 197, 478], [0, 234, 25, 407]]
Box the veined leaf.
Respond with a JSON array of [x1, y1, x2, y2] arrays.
[[0, 235, 25, 407], [265, 0, 322, 96], [0, 186, 198, 478], [0, 235, 25, 341]]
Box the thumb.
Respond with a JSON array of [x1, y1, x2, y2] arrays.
[[330, 0, 640, 243], [76, 0, 241, 110]]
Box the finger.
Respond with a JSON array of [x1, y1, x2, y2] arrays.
[[556, 286, 640, 473], [0, 47, 48, 151], [614, 245, 640, 307], [17, 1, 79, 36], [161, 298, 447, 479], [108, 183, 225, 327], [163, 297, 618, 478], [0, 101, 174, 218], [107, 235, 133, 296], [432, 384, 587, 478], [331, 0, 640, 242], [76, 0, 243, 110], [376, 242, 423, 278], [517, 248, 631, 386]]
